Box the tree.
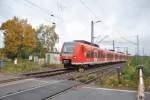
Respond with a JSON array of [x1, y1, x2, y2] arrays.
[[0, 17, 37, 59], [0, 48, 4, 60], [36, 24, 58, 52]]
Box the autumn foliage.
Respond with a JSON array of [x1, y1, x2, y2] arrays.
[[0, 17, 37, 58], [0, 16, 59, 59], [0, 49, 4, 60]]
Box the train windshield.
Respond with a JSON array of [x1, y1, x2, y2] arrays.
[[63, 42, 75, 54]]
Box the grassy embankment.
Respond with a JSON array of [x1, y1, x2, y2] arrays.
[[96, 56, 150, 91], [0, 59, 63, 74]]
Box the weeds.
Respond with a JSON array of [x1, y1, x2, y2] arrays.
[[78, 73, 97, 83], [97, 56, 150, 90], [0, 59, 63, 74]]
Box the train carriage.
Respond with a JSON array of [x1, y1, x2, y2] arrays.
[[60, 40, 127, 68]]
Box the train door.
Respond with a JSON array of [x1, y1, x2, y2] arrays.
[[105, 51, 107, 63], [94, 49, 98, 63]]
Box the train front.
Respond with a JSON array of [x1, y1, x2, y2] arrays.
[[60, 42, 75, 68]]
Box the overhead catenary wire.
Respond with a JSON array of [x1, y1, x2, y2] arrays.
[[0, 1, 19, 18], [23, 0, 62, 21], [79, 0, 99, 19], [56, 0, 64, 21], [121, 36, 137, 45], [10, 0, 55, 23], [23, 0, 53, 15], [96, 35, 109, 44]]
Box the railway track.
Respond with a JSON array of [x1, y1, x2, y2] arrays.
[[0, 68, 73, 84], [23, 68, 74, 78], [44, 63, 122, 100], [23, 63, 122, 79], [71, 63, 121, 82], [0, 63, 123, 85], [0, 63, 124, 100]]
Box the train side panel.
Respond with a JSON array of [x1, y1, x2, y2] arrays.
[[60, 40, 128, 68]]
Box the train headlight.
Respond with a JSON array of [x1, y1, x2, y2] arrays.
[[73, 56, 77, 59]]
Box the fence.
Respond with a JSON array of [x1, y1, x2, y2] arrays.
[[45, 52, 60, 64]]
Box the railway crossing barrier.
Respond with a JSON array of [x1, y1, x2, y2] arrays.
[[137, 65, 145, 100]]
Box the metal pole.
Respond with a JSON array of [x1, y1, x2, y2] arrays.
[[91, 21, 94, 43], [137, 35, 139, 56], [142, 48, 144, 64], [126, 47, 128, 55], [136, 35, 139, 65], [137, 65, 144, 100], [113, 40, 115, 51], [142, 48, 144, 56]]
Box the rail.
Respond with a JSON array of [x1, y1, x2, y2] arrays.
[[22, 68, 73, 78], [137, 65, 145, 100], [45, 63, 122, 100]]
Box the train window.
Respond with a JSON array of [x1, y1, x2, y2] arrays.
[[108, 54, 110, 58], [99, 51, 106, 58], [115, 54, 118, 59], [109, 54, 111, 58], [63, 42, 75, 54], [94, 52, 98, 58], [101, 52, 105, 58], [110, 54, 113, 58], [105, 53, 107, 58], [81, 45, 85, 52], [107, 53, 112, 58], [98, 51, 101, 58], [107, 54, 109, 58], [90, 51, 92, 57], [86, 51, 91, 57], [101, 53, 103, 58]]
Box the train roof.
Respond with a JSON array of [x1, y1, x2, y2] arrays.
[[74, 40, 99, 47]]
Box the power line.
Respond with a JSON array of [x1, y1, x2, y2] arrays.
[[21, 0, 63, 23], [100, 40, 130, 44], [11, 0, 52, 23], [1, 2, 18, 18], [121, 37, 137, 45], [95, 35, 101, 43], [23, 0, 52, 15], [23, 0, 62, 20], [79, 0, 98, 18], [57, 0, 60, 17], [56, 0, 64, 21], [96, 35, 109, 44]]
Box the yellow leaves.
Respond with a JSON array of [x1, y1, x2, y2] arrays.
[[0, 16, 37, 58], [0, 49, 4, 60], [23, 23, 37, 50]]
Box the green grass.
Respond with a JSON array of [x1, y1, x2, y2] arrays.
[[142, 56, 150, 91], [1, 61, 43, 74], [96, 56, 150, 90], [0, 59, 63, 74], [78, 73, 97, 83]]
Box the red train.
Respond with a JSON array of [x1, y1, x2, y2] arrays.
[[60, 40, 128, 68]]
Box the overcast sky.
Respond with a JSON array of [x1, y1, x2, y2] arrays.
[[0, 0, 150, 55]]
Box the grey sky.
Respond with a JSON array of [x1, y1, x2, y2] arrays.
[[0, 0, 150, 55]]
